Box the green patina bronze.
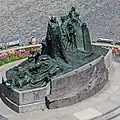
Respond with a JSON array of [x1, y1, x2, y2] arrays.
[[5, 7, 102, 90]]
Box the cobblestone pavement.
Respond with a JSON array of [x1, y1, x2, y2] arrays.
[[0, 60, 120, 120], [0, 0, 120, 44]]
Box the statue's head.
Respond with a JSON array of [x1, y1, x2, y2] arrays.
[[71, 7, 76, 11], [82, 23, 87, 27], [68, 12, 72, 18], [51, 16, 57, 23], [60, 16, 66, 22], [76, 13, 79, 19]]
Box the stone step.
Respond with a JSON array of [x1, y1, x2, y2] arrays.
[[91, 105, 120, 120]]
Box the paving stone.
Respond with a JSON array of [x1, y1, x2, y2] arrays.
[[61, 114, 79, 120], [0, 0, 120, 44], [112, 116, 120, 120], [89, 93, 109, 104], [103, 84, 119, 95], [0, 115, 7, 120], [110, 92, 120, 105], [94, 101, 118, 114], [74, 108, 102, 120]]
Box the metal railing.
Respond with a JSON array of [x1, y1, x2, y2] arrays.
[[91, 42, 120, 49]]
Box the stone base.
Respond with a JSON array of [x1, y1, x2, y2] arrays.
[[1, 82, 50, 113], [104, 49, 114, 78], [1, 92, 45, 113], [46, 78, 107, 109], [46, 56, 108, 109]]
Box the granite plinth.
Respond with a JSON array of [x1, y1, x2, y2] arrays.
[[104, 49, 113, 69], [1, 50, 112, 113], [104, 49, 114, 77], [1, 82, 50, 113], [46, 56, 108, 109]]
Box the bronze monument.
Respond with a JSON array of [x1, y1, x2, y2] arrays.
[[5, 7, 99, 90]]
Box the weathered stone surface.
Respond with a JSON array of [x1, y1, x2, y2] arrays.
[[104, 49, 114, 78], [1, 92, 46, 113], [1, 82, 50, 113], [1, 82, 50, 105], [1, 84, 19, 105], [1, 51, 112, 113], [46, 56, 108, 109], [0, 0, 119, 44], [104, 49, 113, 69]]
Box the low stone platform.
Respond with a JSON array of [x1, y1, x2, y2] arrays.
[[0, 53, 110, 113], [46, 56, 108, 109], [0, 50, 120, 120], [1, 82, 50, 113]]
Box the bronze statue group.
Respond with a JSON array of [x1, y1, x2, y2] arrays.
[[6, 7, 95, 90], [43, 7, 92, 63]]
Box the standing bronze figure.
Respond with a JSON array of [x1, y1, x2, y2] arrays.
[[82, 23, 92, 52], [67, 12, 78, 50], [45, 16, 67, 63], [5, 7, 94, 90]]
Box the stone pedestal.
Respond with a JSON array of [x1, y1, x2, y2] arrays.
[[1, 82, 50, 113], [46, 56, 108, 109], [104, 49, 114, 77], [1, 50, 112, 113]]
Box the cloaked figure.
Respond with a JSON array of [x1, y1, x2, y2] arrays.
[[81, 23, 92, 52], [60, 16, 69, 50], [69, 7, 84, 51], [66, 12, 78, 50], [44, 16, 68, 63], [69, 7, 78, 19], [63, 7, 84, 51]]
